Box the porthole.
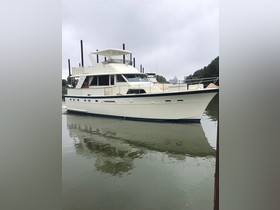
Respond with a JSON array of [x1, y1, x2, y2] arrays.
[[88, 100, 91, 102], [77, 99, 79, 101], [95, 100, 98, 102], [73, 99, 75, 101]]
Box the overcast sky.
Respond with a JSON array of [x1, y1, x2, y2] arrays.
[[62, 0, 219, 80]]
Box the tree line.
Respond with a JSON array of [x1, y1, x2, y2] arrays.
[[157, 56, 219, 83], [184, 57, 219, 81]]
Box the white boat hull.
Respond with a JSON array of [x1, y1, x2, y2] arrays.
[[65, 88, 218, 122]]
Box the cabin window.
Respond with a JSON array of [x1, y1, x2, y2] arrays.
[[90, 77, 98, 86], [82, 76, 89, 88], [123, 74, 149, 82], [126, 89, 146, 94], [116, 74, 126, 82], [99, 75, 109, 86], [110, 75, 115, 85]]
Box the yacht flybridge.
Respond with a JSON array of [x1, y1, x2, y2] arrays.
[[65, 47, 218, 122]]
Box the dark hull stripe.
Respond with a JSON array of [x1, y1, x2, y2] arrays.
[[65, 88, 218, 99], [67, 110, 201, 123]]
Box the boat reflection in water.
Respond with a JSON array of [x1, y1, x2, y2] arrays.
[[205, 94, 219, 121], [66, 114, 215, 176]]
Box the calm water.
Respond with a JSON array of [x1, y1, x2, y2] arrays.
[[62, 95, 218, 210]]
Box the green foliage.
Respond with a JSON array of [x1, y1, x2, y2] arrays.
[[156, 75, 168, 83], [62, 79, 67, 86], [185, 57, 219, 81]]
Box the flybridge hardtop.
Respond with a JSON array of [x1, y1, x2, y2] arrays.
[[70, 48, 138, 77], [91, 48, 132, 58], [65, 44, 219, 122]]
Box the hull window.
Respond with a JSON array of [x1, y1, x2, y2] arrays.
[[127, 89, 146, 94], [103, 100, 116, 103]]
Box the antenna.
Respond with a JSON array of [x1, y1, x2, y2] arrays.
[[67, 59, 71, 76], [96, 49, 99, 63], [80, 40, 84, 67], [122, 43, 125, 64]]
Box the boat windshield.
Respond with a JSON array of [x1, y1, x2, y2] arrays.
[[123, 74, 150, 82]]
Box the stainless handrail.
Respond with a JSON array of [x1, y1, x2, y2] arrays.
[[184, 77, 219, 86]]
